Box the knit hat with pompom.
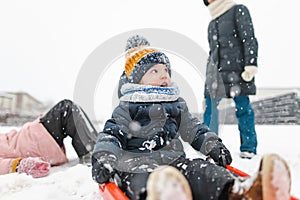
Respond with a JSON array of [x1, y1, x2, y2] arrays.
[[124, 43, 171, 84]]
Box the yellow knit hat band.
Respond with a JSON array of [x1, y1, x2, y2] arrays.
[[125, 48, 157, 77]]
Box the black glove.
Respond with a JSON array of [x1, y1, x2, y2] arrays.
[[92, 153, 116, 184], [92, 161, 115, 184], [208, 139, 232, 167]]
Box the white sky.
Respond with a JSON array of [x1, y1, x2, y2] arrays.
[[0, 0, 299, 111]]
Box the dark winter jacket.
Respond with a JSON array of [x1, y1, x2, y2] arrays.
[[204, 3, 258, 98], [93, 84, 216, 173]]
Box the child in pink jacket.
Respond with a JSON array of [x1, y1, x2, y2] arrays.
[[0, 99, 97, 178]]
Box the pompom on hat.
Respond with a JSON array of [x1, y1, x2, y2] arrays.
[[125, 34, 151, 52], [124, 35, 171, 84]]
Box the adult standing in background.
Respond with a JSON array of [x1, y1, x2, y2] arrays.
[[202, 0, 258, 159]]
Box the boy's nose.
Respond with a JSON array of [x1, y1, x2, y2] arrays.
[[160, 71, 168, 79]]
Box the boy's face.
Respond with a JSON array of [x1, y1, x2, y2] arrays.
[[139, 64, 171, 87]]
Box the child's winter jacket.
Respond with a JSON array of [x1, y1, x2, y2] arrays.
[[92, 84, 223, 172]]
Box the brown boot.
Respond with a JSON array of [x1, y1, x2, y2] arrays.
[[146, 165, 192, 200], [229, 171, 262, 200], [229, 153, 291, 200]]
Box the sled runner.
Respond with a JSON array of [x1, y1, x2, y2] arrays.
[[98, 182, 129, 200]]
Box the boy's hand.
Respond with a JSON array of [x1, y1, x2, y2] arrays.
[[208, 140, 232, 167], [92, 161, 115, 184], [92, 153, 116, 184]]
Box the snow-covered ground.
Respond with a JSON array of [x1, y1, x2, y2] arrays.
[[0, 125, 299, 199]]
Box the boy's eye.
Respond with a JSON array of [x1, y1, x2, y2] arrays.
[[151, 69, 158, 74]]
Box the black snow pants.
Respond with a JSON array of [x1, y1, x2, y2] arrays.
[[40, 99, 98, 157], [117, 157, 234, 200]]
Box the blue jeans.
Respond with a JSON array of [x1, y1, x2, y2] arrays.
[[203, 96, 257, 154]]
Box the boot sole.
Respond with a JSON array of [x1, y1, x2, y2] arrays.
[[262, 153, 291, 200], [147, 165, 192, 200]]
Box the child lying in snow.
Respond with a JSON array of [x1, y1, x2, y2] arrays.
[[0, 99, 98, 178], [91, 37, 291, 199]]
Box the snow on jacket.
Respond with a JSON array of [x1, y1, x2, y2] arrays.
[[0, 118, 68, 175], [92, 84, 218, 173], [204, 3, 258, 98]]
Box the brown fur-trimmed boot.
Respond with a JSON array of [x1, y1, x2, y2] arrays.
[[229, 153, 291, 200]]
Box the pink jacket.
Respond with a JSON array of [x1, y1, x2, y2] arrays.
[[0, 118, 68, 175]]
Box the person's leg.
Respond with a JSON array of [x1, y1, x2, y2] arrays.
[[118, 171, 149, 200], [40, 99, 97, 157], [233, 96, 257, 155], [120, 155, 291, 200], [127, 158, 234, 200], [203, 97, 220, 134], [175, 158, 234, 200]]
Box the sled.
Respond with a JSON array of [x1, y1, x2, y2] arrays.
[[98, 182, 129, 200], [98, 165, 299, 200]]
